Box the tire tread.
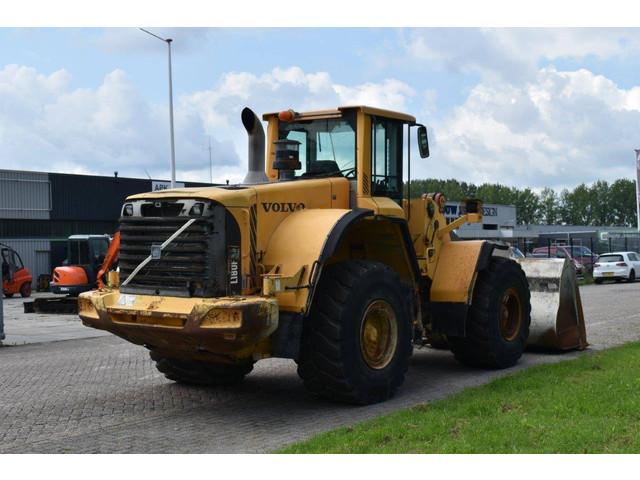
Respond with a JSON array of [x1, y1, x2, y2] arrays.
[[297, 260, 412, 404]]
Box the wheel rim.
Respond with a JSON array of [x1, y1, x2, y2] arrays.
[[499, 288, 522, 341], [360, 299, 398, 370]]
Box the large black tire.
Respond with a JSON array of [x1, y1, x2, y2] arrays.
[[628, 270, 636, 283], [297, 260, 413, 405], [450, 257, 531, 369], [150, 351, 253, 386]]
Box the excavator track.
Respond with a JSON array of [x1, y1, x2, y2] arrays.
[[23, 297, 79, 315]]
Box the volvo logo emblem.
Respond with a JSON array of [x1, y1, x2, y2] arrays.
[[261, 202, 305, 213]]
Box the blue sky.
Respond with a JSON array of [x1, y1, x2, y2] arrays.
[[0, 29, 478, 112], [1, 27, 639, 190]]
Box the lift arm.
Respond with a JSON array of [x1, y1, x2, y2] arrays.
[[97, 231, 121, 289]]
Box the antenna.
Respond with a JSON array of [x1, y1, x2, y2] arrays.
[[143, 168, 152, 180]]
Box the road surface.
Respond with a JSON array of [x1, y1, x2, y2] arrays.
[[1, 281, 638, 453]]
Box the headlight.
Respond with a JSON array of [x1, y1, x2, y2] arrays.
[[122, 203, 133, 216], [189, 202, 204, 216]]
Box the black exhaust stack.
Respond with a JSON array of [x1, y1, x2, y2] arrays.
[[241, 107, 268, 184]]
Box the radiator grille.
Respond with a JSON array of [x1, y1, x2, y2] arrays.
[[118, 215, 225, 297]]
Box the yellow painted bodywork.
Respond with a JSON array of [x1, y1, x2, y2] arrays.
[[86, 105, 490, 361], [79, 288, 279, 361], [329, 216, 417, 285], [430, 241, 484, 304], [404, 195, 486, 305], [261, 208, 354, 311]]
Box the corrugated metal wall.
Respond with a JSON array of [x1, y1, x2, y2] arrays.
[[0, 219, 117, 238], [0, 170, 51, 220], [50, 173, 152, 221], [49, 173, 210, 222], [0, 239, 51, 288]]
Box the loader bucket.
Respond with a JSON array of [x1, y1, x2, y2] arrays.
[[516, 258, 588, 351]]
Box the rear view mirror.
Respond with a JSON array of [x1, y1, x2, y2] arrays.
[[417, 125, 429, 158]]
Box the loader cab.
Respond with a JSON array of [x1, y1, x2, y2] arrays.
[[263, 106, 428, 213], [64, 235, 110, 281]]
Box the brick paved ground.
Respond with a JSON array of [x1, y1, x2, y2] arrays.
[[1, 293, 109, 345], [1, 281, 639, 453]]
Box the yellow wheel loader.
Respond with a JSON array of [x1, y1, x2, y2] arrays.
[[79, 105, 586, 404]]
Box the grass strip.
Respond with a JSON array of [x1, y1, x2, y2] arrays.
[[280, 343, 640, 453]]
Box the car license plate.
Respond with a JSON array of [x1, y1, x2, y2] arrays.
[[603, 272, 614, 277], [60, 286, 69, 291]]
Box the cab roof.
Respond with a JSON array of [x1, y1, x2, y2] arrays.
[[68, 235, 110, 241], [262, 105, 416, 123]]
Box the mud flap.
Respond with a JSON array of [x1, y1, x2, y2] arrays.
[[517, 258, 588, 350]]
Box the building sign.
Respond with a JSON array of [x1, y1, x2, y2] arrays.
[[444, 204, 498, 218], [152, 181, 185, 191], [483, 206, 498, 217], [444, 204, 458, 217]]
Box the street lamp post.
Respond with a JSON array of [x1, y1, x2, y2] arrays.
[[140, 28, 176, 188]]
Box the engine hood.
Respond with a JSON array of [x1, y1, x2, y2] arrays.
[[126, 177, 344, 208]]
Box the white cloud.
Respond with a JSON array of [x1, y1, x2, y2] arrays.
[[2, 59, 637, 192], [334, 79, 415, 111], [406, 28, 640, 82], [420, 66, 640, 190], [0, 64, 239, 182], [0, 64, 416, 183]]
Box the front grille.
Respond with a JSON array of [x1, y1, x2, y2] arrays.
[[119, 213, 227, 298]]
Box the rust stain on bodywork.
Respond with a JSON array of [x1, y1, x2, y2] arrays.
[[78, 288, 279, 362]]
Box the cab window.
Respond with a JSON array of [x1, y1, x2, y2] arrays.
[[371, 117, 403, 199], [12, 251, 24, 270], [90, 238, 109, 263], [69, 240, 90, 265], [279, 112, 357, 178]]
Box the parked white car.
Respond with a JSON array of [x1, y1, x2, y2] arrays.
[[593, 252, 640, 283]]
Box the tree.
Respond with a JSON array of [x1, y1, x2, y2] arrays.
[[609, 179, 637, 227], [560, 183, 592, 225], [407, 178, 469, 200], [514, 188, 541, 225], [405, 176, 635, 228], [476, 183, 517, 205], [539, 187, 559, 225], [590, 180, 612, 226]]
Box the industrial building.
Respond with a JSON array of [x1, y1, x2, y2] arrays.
[[2, 168, 638, 289], [444, 201, 516, 236], [1, 169, 210, 287], [449, 200, 639, 254]]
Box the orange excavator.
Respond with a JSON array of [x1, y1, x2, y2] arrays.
[[50, 234, 111, 295], [24, 232, 120, 314]]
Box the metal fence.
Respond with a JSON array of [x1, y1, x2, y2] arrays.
[[509, 233, 640, 257], [505, 232, 640, 274]]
